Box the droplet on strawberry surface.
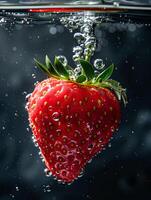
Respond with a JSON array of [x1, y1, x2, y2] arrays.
[[45, 170, 52, 177], [52, 112, 61, 122]]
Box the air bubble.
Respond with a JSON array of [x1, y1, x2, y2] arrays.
[[108, 143, 112, 148], [43, 185, 52, 192], [94, 59, 105, 70], [52, 112, 61, 122], [57, 55, 67, 66], [49, 26, 57, 35], [73, 46, 83, 55], [44, 168, 52, 177], [15, 186, 19, 192], [74, 67, 81, 76], [74, 32, 85, 43], [22, 91, 27, 95], [35, 142, 38, 147], [25, 93, 31, 101], [32, 73, 36, 79]]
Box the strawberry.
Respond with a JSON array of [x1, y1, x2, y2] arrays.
[[26, 55, 127, 183]]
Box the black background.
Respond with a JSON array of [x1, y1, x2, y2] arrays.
[[0, 11, 151, 200]]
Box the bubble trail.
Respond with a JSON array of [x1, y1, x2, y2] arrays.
[[60, 14, 105, 77]]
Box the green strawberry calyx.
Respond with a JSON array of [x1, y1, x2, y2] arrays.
[[34, 55, 127, 106]]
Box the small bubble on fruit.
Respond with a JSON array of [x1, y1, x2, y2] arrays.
[[52, 112, 60, 121], [35, 142, 38, 147], [78, 171, 84, 178], [45, 169, 52, 177], [32, 73, 36, 79]]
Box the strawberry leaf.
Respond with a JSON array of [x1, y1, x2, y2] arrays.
[[99, 79, 128, 106], [96, 64, 114, 82], [45, 55, 59, 77], [34, 58, 51, 76], [76, 74, 87, 83], [54, 56, 69, 79], [79, 59, 94, 81]]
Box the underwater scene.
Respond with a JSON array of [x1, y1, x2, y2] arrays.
[[0, 0, 151, 199]]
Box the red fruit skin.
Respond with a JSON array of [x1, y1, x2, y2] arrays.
[[27, 78, 121, 183]]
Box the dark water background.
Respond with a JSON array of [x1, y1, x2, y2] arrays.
[[0, 16, 151, 200]]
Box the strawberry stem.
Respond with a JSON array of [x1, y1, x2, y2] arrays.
[[34, 55, 127, 106]]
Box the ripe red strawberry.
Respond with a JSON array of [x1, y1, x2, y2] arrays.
[[26, 55, 127, 183]]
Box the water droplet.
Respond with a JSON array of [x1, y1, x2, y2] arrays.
[[94, 59, 105, 70], [52, 112, 61, 122]]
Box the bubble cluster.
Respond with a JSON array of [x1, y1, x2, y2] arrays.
[[43, 184, 52, 192], [60, 15, 104, 73]]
